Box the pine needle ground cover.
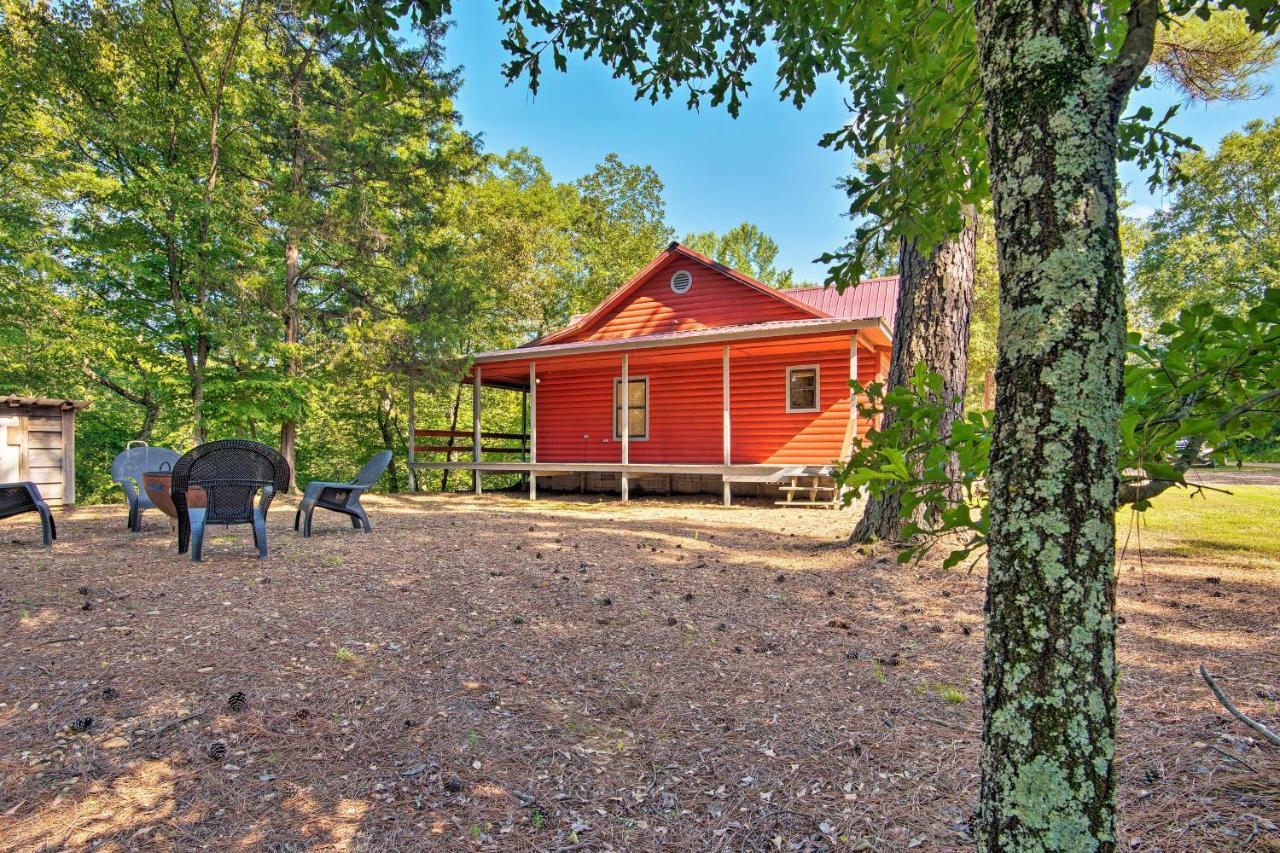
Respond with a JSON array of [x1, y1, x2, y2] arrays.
[[1, 479, 1276, 850]]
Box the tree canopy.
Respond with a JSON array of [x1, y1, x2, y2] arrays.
[[1133, 117, 1280, 325]]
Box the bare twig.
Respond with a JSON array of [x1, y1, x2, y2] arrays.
[[1199, 664, 1280, 747], [148, 707, 210, 740], [1205, 744, 1258, 772], [37, 635, 80, 646]]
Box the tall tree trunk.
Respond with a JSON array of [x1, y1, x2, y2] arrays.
[[167, 0, 249, 445], [973, 0, 1156, 847], [278, 53, 308, 493], [850, 210, 977, 543], [376, 390, 401, 493], [982, 367, 996, 411], [440, 384, 464, 492]]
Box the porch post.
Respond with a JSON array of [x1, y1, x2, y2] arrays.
[[849, 334, 859, 444], [472, 367, 482, 495], [722, 345, 731, 507], [845, 334, 859, 506], [620, 353, 630, 503], [529, 361, 538, 501]]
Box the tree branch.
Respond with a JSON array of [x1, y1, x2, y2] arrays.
[[1118, 386, 1280, 506], [1200, 664, 1280, 747], [81, 358, 151, 407], [1107, 0, 1162, 106]]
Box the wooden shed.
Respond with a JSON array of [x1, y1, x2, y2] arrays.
[[0, 395, 91, 506]]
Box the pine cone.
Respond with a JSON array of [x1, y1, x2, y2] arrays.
[[227, 691, 248, 713], [100, 687, 119, 701], [69, 715, 94, 733], [206, 740, 228, 761]]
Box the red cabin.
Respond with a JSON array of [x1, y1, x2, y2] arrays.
[[409, 243, 896, 505]]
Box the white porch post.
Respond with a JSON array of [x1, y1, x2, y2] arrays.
[[472, 367, 482, 495], [849, 334, 859, 444], [845, 334, 859, 506], [529, 361, 538, 501], [620, 353, 630, 503], [722, 345, 731, 507]]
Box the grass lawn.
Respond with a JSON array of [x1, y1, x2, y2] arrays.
[[1124, 483, 1280, 563], [0, 492, 1276, 850]]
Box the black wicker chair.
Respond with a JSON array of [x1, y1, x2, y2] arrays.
[[294, 450, 392, 537], [0, 482, 56, 547], [170, 440, 290, 561]]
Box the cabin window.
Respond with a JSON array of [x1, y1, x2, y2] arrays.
[[786, 365, 820, 412], [613, 377, 649, 440]]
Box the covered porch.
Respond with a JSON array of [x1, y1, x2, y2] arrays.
[[407, 318, 891, 506]]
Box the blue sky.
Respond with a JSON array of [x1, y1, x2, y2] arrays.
[[444, 11, 1280, 283]]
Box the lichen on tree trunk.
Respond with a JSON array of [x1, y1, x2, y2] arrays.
[[851, 210, 976, 543], [973, 0, 1155, 848]]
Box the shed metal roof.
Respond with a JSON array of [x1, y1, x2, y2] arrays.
[[2, 394, 91, 411]]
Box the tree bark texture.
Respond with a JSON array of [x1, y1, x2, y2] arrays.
[[850, 210, 977, 543], [376, 389, 400, 493], [974, 0, 1155, 847], [279, 51, 308, 493]]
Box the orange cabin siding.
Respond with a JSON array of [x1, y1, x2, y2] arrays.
[[534, 353, 724, 463], [484, 334, 883, 465], [728, 342, 879, 465], [566, 256, 813, 343]]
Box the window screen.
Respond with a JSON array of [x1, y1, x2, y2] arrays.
[[787, 367, 819, 411], [614, 377, 648, 439]]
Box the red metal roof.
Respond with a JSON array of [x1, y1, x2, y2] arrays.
[[784, 277, 900, 329]]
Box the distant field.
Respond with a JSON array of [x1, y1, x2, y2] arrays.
[[1121, 482, 1280, 563]]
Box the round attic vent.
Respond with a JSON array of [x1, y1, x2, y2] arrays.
[[670, 269, 693, 294]]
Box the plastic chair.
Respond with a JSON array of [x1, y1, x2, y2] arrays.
[[111, 442, 180, 531], [294, 450, 392, 537], [0, 482, 56, 547]]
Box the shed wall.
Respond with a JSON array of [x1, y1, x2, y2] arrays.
[[1, 407, 73, 505]]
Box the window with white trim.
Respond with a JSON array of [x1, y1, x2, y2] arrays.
[[613, 377, 649, 440], [786, 365, 819, 412]]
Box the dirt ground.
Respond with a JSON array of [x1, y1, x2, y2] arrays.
[[0, 492, 1276, 851]]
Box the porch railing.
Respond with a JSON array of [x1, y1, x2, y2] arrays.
[[411, 429, 530, 461]]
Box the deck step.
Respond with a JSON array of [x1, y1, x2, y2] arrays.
[[778, 485, 837, 493], [774, 500, 841, 508]]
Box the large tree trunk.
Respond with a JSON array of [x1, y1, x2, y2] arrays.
[[973, 0, 1155, 847], [440, 384, 464, 492], [850, 210, 976, 542], [376, 389, 401, 493], [278, 55, 307, 494]]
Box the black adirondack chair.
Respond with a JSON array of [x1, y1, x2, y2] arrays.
[[171, 440, 290, 561], [0, 482, 56, 547], [294, 450, 392, 537]]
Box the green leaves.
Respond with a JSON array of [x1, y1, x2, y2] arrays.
[[839, 290, 1280, 565], [836, 363, 992, 566], [1120, 287, 1280, 502], [1132, 118, 1280, 327]]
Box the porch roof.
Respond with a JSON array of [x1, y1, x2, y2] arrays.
[[470, 316, 890, 369]]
